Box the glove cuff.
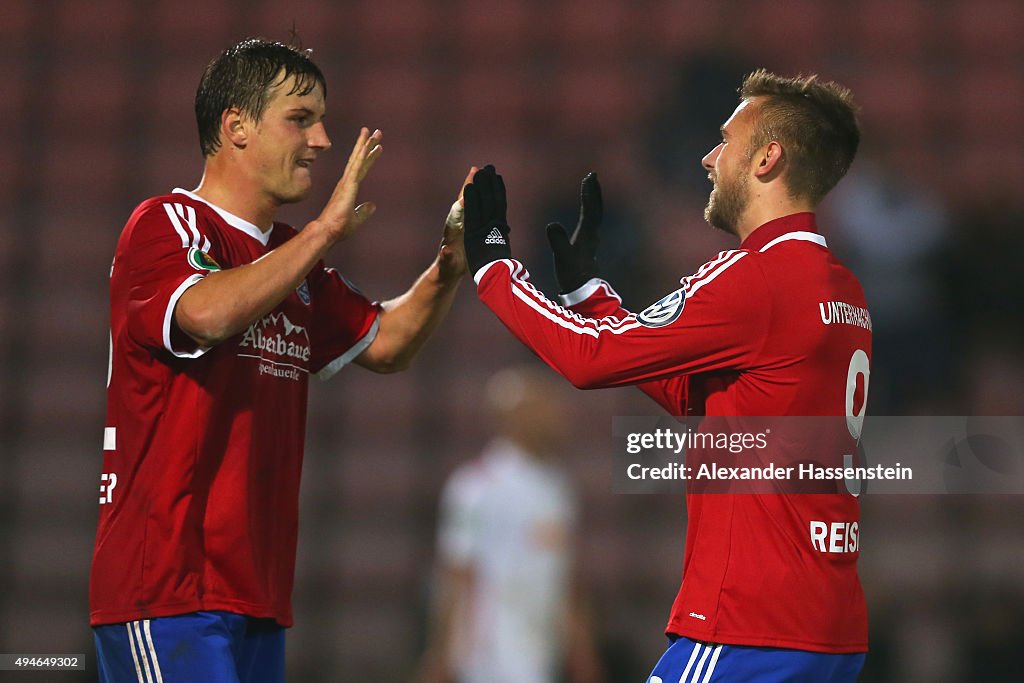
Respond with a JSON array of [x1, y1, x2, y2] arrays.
[[559, 277, 607, 306], [472, 259, 511, 285]]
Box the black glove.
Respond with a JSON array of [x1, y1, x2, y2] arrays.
[[463, 165, 511, 273], [546, 171, 602, 293]]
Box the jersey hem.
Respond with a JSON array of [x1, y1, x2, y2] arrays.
[[90, 598, 294, 628], [666, 625, 867, 654]]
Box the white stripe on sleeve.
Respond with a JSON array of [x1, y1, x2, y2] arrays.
[[558, 278, 620, 307], [684, 252, 747, 300], [510, 278, 642, 337], [163, 203, 190, 249], [473, 258, 512, 285], [177, 204, 201, 249]]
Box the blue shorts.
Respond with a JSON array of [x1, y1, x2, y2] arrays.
[[93, 611, 285, 683], [647, 636, 865, 683]]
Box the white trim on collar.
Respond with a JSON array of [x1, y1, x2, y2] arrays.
[[759, 231, 827, 252], [172, 188, 273, 246]]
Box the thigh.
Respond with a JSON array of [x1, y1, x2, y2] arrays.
[[646, 637, 724, 683], [236, 617, 285, 683], [646, 637, 865, 683], [95, 612, 243, 683]]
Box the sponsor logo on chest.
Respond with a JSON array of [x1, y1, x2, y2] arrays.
[[238, 312, 311, 380]]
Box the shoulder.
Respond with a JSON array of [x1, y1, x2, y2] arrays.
[[127, 193, 184, 223], [125, 192, 217, 232], [634, 249, 764, 328], [441, 459, 493, 508], [118, 193, 187, 248], [119, 193, 210, 252], [682, 248, 767, 301]]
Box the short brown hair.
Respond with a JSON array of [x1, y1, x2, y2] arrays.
[[196, 38, 326, 157], [740, 69, 860, 205]]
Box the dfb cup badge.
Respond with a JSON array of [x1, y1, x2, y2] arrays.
[[638, 288, 686, 328]]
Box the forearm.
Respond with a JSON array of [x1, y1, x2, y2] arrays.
[[176, 223, 333, 346], [358, 257, 462, 372]]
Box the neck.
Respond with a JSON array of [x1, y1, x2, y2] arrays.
[[735, 190, 814, 242], [192, 160, 278, 232]]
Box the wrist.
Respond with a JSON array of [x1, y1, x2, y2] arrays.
[[559, 277, 606, 305], [428, 256, 465, 289], [554, 258, 598, 294], [301, 219, 339, 253]]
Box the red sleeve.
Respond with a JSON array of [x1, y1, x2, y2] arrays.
[[307, 266, 381, 380], [122, 200, 222, 358], [475, 250, 769, 390], [560, 278, 691, 414]]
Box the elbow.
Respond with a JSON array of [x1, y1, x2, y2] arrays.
[[373, 356, 412, 374], [564, 366, 601, 390], [359, 346, 414, 374], [175, 303, 233, 348]]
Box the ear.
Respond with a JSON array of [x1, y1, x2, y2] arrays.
[[753, 141, 784, 179], [221, 108, 249, 149]]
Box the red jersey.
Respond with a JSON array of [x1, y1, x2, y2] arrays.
[[474, 213, 871, 653], [91, 189, 379, 627]]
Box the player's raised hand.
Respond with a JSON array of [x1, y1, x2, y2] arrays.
[[462, 165, 511, 274], [546, 171, 602, 293], [436, 166, 476, 283], [314, 127, 383, 243]]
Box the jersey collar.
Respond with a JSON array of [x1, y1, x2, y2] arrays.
[[172, 188, 273, 246], [740, 212, 827, 253]]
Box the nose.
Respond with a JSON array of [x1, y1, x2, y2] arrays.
[[702, 143, 722, 171], [309, 122, 332, 151]]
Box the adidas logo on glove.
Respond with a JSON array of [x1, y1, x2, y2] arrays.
[[484, 227, 506, 245]]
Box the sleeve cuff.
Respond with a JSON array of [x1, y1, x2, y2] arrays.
[[472, 259, 514, 285], [559, 278, 618, 307], [163, 274, 210, 358], [316, 314, 381, 381]]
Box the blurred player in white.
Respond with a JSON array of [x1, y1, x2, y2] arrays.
[[418, 366, 605, 683]]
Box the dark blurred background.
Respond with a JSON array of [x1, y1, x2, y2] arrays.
[[1, 0, 1022, 680]]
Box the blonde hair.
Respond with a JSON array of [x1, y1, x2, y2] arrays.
[[740, 69, 861, 205]]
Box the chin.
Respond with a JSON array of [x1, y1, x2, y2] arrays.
[[275, 186, 311, 205], [705, 205, 737, 236]]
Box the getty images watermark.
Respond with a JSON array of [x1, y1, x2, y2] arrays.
[[611, 416, 1024, 494]]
